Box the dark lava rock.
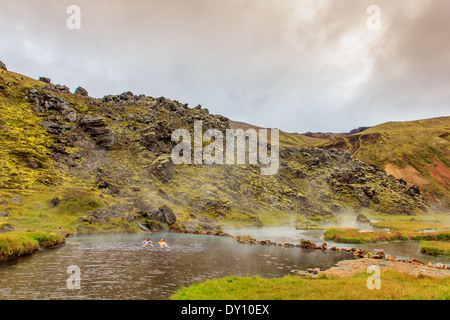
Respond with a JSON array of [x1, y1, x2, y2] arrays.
[[78, 115, 116, 150], [140, 120, 174, 154], [39, 77, 51, 84], [0, 211, 9, 217], [11, 196, 22, 204], [145, 205, 177, 225], [54, 84, 71, 94], [0, 60, 7, 70], [74, 86, 88, 96], [356, 213, 370, 223], [406, 184, 421, 197], [354, 187, 370, 207], [57, 230, 71, 238]]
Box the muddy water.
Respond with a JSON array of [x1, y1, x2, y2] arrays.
[[0, 232, 353, 300]]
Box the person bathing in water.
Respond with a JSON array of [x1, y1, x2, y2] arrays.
[[159, 238, 168, 248], [142, 238, 153, 246]]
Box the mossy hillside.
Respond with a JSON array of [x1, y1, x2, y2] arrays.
[[0, 184, 104, 235], [372, 220, 450, 233], [325, 228, 450, 243], [368, 212, 450, 223], [311, 117, 450, 169], [309, 117, 450, 208], [162, 150, 429, 230], [0, 68, 439, 236], [0, 70, 59, 190]]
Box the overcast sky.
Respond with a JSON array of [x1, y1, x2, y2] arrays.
[[1, 0, 449, 132]]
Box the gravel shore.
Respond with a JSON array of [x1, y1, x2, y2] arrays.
[[321, 258, 450, 278]]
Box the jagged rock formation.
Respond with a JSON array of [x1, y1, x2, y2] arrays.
[[349, 126, 371, 134], [39, 77, 51, 84], [74, 86, 88, 96]]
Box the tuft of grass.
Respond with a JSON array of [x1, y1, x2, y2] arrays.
[[56, 187, 104, 216], [171, 270, 450, 300], [0, 71, 59, 190], [420, 241, 450, 258]]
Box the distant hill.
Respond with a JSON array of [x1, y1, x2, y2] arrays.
[[302, 132, 348, 140], [308, 117, 450, 209], [0, 65, 439, 236], [228, 120, 320, 147]]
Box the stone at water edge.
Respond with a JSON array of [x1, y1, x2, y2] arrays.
[[356, 213, 370, 223], [160, 205, 177, 225]]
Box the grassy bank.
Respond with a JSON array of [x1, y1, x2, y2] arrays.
[[0, 231, 65, 263], [372, 220, 450, 232], [324, 228, 450, 243], [171, 270, 450, 300], [420, 241, 450, 258], [323, 219, 450, 244]]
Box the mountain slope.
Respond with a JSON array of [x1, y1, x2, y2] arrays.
[[229, 120, 319, 147], [308, 117, 450, 209], [0, 67, 435, 236]]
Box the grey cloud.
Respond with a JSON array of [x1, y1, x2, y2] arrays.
[[0, 0, 448, 132]]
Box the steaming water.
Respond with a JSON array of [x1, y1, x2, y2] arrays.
[[225, 224, 450, 266], [0, 232, 353, 300]]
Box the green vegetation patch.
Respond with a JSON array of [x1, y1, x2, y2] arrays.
[[325, 228, 450, 243], [171, 270, 450, 300], [372, 221, 450, 232], [56, 187, 104, 216], [0, 71, 58, 190], [420, 241, 450, 258], [308, 117, 450, 208], [0, 231, 65, 263]]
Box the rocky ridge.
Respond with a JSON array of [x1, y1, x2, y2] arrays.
[[0, 68, 433, 234]]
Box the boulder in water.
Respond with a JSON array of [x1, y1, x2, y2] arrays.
[[356, 213, 370, 223]]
